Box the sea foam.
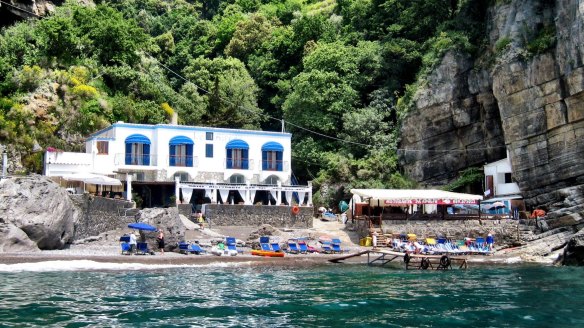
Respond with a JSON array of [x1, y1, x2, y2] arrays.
[[0, 260, 254, 272]]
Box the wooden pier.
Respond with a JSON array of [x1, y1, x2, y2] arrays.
[[329, 249, 468, 270]]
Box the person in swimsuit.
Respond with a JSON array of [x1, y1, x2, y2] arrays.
[[157, 229, 165, 254]]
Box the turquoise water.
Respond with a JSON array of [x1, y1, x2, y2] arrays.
[[0, 261, 583, 327]]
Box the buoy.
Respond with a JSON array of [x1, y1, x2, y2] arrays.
[[291, 206, 300, 215], [440, 255, 451, 268], [420, 257, 430, 270]]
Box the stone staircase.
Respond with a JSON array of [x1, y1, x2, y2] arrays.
[[369, 227, 389, 246]]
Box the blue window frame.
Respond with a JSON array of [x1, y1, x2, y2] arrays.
[[206, 144, 213, 158], [226, 139, 249, 169], [206, 132, 213, 140], [125, 134, 151, 166], [261, 142, 283, 171], [169, 136, 194, 167]]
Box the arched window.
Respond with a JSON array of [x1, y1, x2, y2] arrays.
[[169, 136, 194, 167], [265, 175, 279, 185], [125, 134, 151, 165], [226, 139, 249, 169], [229, 174, 245, 184], [261, 142, 283, 171]]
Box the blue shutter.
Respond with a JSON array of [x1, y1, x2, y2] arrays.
[[226, 148, 232, 169], [169, 145, 176, 166], [143, 144, 150, 166], [262, 151, 268, 170], [125, 143, 132, 165], [242, 149, 249, 169], [206, 144, 213, 158], [186, 144, 193, 167], [276, 151, 283, 171]]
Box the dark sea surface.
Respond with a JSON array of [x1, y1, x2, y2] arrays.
[[0, 260, 582, 327]]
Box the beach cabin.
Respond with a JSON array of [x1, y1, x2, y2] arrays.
[[483, 156, 524, 218], [44, 121, 312, 208]]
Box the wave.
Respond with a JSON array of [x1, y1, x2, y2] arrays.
[[0, 260, 255, 272]]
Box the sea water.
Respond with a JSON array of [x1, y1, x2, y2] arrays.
[[0, 261, 582, 327]]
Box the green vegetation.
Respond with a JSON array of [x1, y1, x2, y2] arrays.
[[443, 167, 484, 192], [0, 0, 491, 207], [527, 25, 556, 55]]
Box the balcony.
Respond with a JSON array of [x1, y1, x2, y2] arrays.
[[225, 158, 253, 170], [114, 153, 158, 166], [261, 160, 289, 172], [169, 155, 198, 168]]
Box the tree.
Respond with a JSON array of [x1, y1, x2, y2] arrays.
[[183, 57, 263, 129], [225, 13, 276, 61]]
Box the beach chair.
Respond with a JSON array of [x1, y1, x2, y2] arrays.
[[226, 237, 242, 254], [136, 242, 151, 255], [321, 241, 333, 254], [270, 242, 281, 252], [178, 242, 190, 254], [119, 235, 131, 255], [287, 242, 299, 254], [260, 236, 271, 251], [331, 238, 344, 253], [188, 243, 206, 255], [298, 240, 309, 254]]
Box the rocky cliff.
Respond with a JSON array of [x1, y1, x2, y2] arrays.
[[400, 0, 584, 209]]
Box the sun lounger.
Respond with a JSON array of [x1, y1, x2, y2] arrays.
[[119, 235, 131, 255], [331, 238, 345, 253], [226, 237, 242, 254], [298, 241, 309, 254], [178, 242, 190, 254], [321, 241, 333, 254], [287, 242, 299, 254], [271, 242, 281, 252], [261, 243, 271, 251], [136, 242, 151, 255], [188, 243, 206, 255]]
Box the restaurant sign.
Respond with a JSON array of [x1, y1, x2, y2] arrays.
[[384, 199, 479, 205]]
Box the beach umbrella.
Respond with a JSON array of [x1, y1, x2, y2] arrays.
[[128, 222, 157, 231], [490, 201, 506, 214]]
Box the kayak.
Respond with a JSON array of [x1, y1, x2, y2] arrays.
[[251, 250, 285, 257]]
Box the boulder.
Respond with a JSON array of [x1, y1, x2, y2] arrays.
[[133, 207, 185, 252], [0, 175, 79, 251], [0, 223, 40, 252], [562, 229, 584, 266]]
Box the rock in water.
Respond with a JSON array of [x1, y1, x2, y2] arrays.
[[0, 175, 80, 251], [562, 230, 584, 266]]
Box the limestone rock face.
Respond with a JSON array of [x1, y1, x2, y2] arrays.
[[562, 229, 584, 266], [134, 207, 185, 251], [400, 0, 584, 208], [0, 176, 79, 251]]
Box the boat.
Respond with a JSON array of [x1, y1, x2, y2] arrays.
[[251, 250, 285, 257]]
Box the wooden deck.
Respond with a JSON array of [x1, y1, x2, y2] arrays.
[[329, 249, 468, 270]]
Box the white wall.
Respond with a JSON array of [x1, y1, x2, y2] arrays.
[[83, 123, 292, 183]]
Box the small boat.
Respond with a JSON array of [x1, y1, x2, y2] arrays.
[[251, 250, 285, 257]]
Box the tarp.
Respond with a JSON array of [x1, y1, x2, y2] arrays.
[[350, 189, 483, 205], [128, 222, 157, 231]]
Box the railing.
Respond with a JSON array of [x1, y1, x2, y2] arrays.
[[225, 158, 253, 170], [261, 160, 289, 171], [114, 153, 158, 166], [168, 155, 198, 168]]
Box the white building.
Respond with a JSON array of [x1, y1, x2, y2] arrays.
[[45, 122, 312, 207], [483, 156, 521, 198]]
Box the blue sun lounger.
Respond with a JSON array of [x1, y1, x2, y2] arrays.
[[136, 242, 151, 255], [271, 242, 281, 252], [260, 236, 271, 251], [287, 242, 299, 254], [298, 240, 309, 254], [119, 235, 131, 255], [321, 242, 333, 254], [331, 238, 344, 253], [226, 237, 242, 254], [188, 243, 206, 255]]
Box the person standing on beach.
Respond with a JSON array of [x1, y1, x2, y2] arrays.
[[157, 229, 165, 255], [129, 231, 137, 255]]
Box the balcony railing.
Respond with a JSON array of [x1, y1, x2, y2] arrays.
[[225, 158, 253, 170], [169, 155, 198, 168], [114, 153, 157, 166], [261, 160, 289, 172]]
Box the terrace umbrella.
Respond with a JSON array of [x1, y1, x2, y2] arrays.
[[490, 201, 506, 214]]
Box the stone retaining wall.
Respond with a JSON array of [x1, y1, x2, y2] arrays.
[[203, 204, 313, 228], [70, 195, 136, 239]]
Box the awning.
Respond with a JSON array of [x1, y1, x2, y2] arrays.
[[62, 173, 122, 186], [226, 139, 249, 149], [261, 141, 284, 152], [169, 136, 194, 145], [125, 134, 151, 144], [350, 189, 483, 205]]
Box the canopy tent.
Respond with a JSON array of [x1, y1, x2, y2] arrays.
[[350, 189, 483, 206]]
